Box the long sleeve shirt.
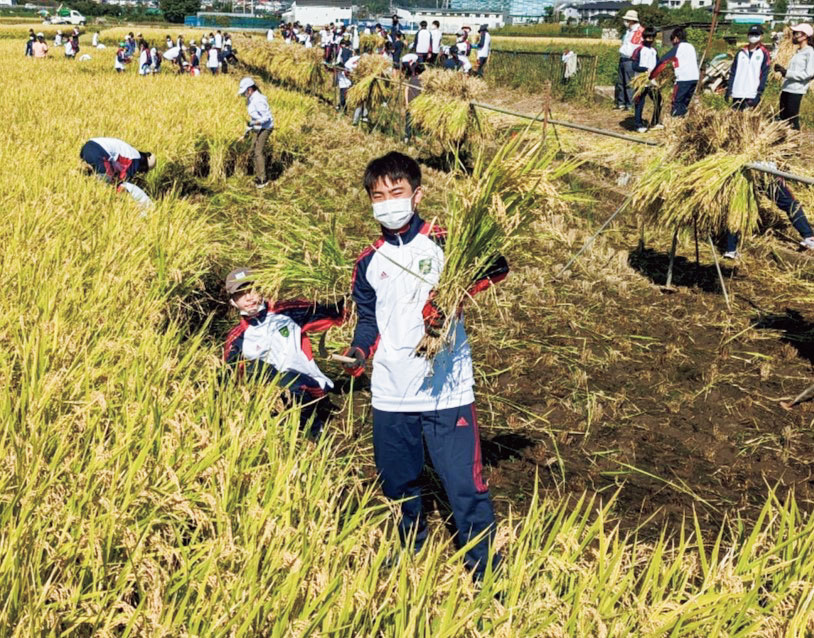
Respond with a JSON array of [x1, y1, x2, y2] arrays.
[[619, 23, 644, 59], [350, 213, 508, 412], [414, 28, 431, 54], [631, 44, 657, 73], [652, 41, 699, 82], [727, 45, 770, 100], [247, 90, 274, 129], [477, 32, 491, 58], [782, 45, 814, 94]]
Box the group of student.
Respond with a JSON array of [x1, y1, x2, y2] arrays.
[[24, 27, 80, 59], [617, 11, 814, 135], [272, 16, 492, 78], [114, 30, 238, 75]]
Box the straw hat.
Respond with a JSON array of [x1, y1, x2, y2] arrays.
[[622, 9, 639, 22]]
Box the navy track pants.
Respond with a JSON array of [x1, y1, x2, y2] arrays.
[[671, 80, 697, 117], [372, 403, 499, 578]]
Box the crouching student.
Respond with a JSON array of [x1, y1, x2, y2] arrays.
[[342, 152, 506, 581], [79, 137, 155, 207], [222, 268, 345, 437], [723, 172, 814, 258], [632, 27, 662, 133]]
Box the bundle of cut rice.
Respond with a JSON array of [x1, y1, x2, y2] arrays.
[[238, 39, 329, 94], [772, 26, 796, 81], [631, 106, 799, 239], [407, 69, 492, 149], [346, 54, 394, 110], [359, 33, 385, 53], [414, 132, 582, 359], [631, 64, 674, 100]]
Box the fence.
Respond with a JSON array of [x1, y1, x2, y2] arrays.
[[184, 14, 278, 30], [486, 49, 598, 102]]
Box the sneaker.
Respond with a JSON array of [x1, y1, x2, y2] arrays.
[[613, 105, 625, 110], [636, 126, 648, 133], [255, 180, 268, 189], [800, 237, 814, 250], [722, 250, 739, 260], [651, 123, 665, 130], [403, 136, 410, 144]]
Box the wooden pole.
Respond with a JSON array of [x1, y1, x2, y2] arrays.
[[708, 234, 731, 311], [697, 0, 724, 88], [665, 227, 679, 288]]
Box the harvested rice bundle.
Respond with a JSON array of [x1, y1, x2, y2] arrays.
[[415, 132, 581, 358], [631, 64, 674, 100], [772, 26, 796, 81], [346, 54, 393, 109], [252, 216, 352, 303], [408, 70, 492, 149], [359, 33, 385, 53], [239, 39, 330, 94], [631, 106, 798, 239]]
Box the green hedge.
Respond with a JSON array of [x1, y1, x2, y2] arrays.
[[491, 23, 603, 38]]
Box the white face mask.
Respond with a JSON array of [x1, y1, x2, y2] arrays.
[[748, 35, 761, 44], [372, 195, 415, 230]]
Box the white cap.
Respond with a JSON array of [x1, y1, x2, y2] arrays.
[[622, 9, 639, 21], [791, 23, 814, 38], [36, 32, 44, 37], [237, 76, 256, 95]]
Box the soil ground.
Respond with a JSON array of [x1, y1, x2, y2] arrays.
[[378, 87, 814, 539]]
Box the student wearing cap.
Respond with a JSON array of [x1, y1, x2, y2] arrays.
[[615, 9, 644, 111], [222, 268, 346, 438], [238, 77, 274, 189], [115, 41, 128, 72], [726, 25, 770, 110], [775, 23, 814, 130], [476, 25, 491, 77], [32, 33, 48, 58], [79, 137, 155, 207], [55, 30, 63, 46], [651, 27, 699, 117]]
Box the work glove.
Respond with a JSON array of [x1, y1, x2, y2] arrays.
[[421, 291, 446, 337], [649, 78, 658, 88], [342, 346, 366, 377], [243, 125, 253, 138], [774, 63, 786, 75]]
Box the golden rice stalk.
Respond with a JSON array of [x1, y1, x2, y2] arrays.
[[346, 54, 392, 109], [359, 33, 385, 53], [415, 132, 581, 359], [631, 65, 674, 100], [631, 106, 799, 238], [773, 26, 796, 82], [419, 68, 488, 100]]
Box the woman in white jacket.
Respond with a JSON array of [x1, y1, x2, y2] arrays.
[[775, 23, 814, 130]]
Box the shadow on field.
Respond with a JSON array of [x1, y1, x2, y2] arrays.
[[481, 432, 536, 467], [754, 308, 814, 365], [628, 247, 735, 293]]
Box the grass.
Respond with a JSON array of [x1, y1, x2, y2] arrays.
[[3, 34, 814, 637]]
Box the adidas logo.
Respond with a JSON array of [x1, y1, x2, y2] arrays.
[[380, 271, 389, 279], [456, 417, 469, 427]]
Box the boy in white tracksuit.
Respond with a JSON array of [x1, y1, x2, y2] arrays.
[[223, 268, 345, 437], [343, 152, 507, 580], [726, 25, 770, 110]]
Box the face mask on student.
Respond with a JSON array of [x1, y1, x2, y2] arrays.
[[748, 35, 761, 44], [372, 194, 415, 230]]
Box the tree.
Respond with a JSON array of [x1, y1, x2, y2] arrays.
[[160, 0, 200, 24], [773, 0, 788, 17]]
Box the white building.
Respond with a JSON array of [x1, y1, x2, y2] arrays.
[[723, 0, 771, 22], [0, 0, 14, 5], [658, 0, 713, 9], [283, 0, 352, 26], [557, 3, 581, 21], [394, 6, 505, 32], [569, 0, 627, 24], [784, 1, 814, 20]]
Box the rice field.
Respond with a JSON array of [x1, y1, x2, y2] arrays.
[[4, 33, 814, 637]]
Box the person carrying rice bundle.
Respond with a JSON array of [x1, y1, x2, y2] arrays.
[[341, 151, 506, 581], [651, 27, 699, 117], [725, 25, 770, 110], [222, 268, 345, 439], [631, 26, 662, 133], [774, 23, 814, 130]]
